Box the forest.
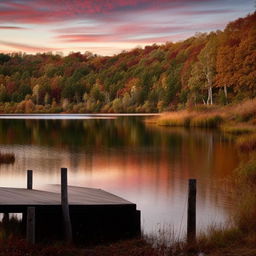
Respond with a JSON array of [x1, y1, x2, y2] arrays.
[[0, 12, 255, 113]]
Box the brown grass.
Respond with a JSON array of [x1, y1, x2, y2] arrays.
[[221, 123, 256, 135], [153, 110, 223, 128], [151, 99, 256, 134], [236, 134, 256, 152], [232, 98, 256, 122], [0, 238, 161, 256], [156, 110, 193, 127]]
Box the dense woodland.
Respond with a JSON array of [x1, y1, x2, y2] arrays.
[[0, 12, 255, 113]]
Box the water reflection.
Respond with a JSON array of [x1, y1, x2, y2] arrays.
[[0, 117, 239, 237]]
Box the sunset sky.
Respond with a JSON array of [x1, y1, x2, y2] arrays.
[[0, 0, 254, 56]]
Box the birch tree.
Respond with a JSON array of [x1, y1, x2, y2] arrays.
[[198, 33, 218, 105]]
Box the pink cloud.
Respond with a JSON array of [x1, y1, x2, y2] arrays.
[[56, 32, 188, 44], [0, 26, 25, 30], [57, 34, 115, 43], [0, 0, 228, 24], [0, 0, 251, 55], [0, 41, 60, 52]]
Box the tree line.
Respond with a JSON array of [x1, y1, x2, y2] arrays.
[[0, 12, 255, 113]]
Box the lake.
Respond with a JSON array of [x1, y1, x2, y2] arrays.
[[0, 115, 240, 239]]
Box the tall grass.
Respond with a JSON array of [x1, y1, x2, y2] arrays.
[[232, 98, 256, 122], [197, 225, 243, 251], [156, 111, 223, 128], [234, 158, 256, 233], [156, 110, 192, 127], [236, 134, 256, 152], [221, 124, 256, 135], [153, 98, 256, 130], [190, 114, 222, 128]]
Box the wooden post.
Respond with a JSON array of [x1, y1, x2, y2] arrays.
[[26, 207, 35, 244], [27, 170, 33, 190], [187, 179, 197, 243], [61, 167, 72, 243]]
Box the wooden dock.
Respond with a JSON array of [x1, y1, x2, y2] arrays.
[[0, 186, 135, 206], [0, 171, 141, 244]]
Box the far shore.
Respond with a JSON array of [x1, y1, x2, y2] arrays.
[[0, 113, 160, 119]]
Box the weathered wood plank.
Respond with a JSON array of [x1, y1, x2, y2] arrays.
[[0, 186, 133, 205]]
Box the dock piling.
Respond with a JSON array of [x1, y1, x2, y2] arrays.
[[26, 207, 35, 244], [187, 179, 197, 243], [61, 167, 72, 243], [27, 170, 33, 190]]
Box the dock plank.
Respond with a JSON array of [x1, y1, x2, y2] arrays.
[[0, 186, 133, 206]]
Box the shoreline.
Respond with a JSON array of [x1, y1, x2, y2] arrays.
[[0, 113, 160, 119]]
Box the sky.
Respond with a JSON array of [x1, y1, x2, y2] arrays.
[[0, 0, 254, 56]]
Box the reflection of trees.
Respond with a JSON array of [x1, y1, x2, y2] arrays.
[[0, 118, 184, 153], [0, 118, 241, 225]]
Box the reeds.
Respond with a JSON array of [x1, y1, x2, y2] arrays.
[[156, 111, 222, 128], [197, 225, 242, 251], [232, 98, 256, 122], [236, 134, 256, 152], [153, 98, 256, 130], [157, 111, 192, 127], [221, 124, 256, 135], [190, 114, 222, 128]]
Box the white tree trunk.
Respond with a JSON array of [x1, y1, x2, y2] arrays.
[[207, 86, 213, 105], [206, 70, 213, 105]]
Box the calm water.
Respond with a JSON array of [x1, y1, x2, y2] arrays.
[[0, 116, 240, 238]]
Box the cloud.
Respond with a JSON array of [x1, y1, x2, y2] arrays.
[[55, 20, 227, 44], [0, 0, 252, 55], [181, 9, 236, 15], [57, 34, 112, 43], [0, 26, 25, 30], [0, 40, 60, 52], [0, 0, 234, 24], [56, 32, 189, 44]]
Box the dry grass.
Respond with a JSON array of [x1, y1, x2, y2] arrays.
[[236, 134, 256, 152], [231, 157, 256, 239], [190, 114, 222, 128], [197, 226, 243, 251], [221, 123, 256, 135], [156, 110, 193, 127], [154, 110, 223, 128], [0, 238, 161, 256], [152, 99, 256, 134], [232, 98, 256, 122]]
